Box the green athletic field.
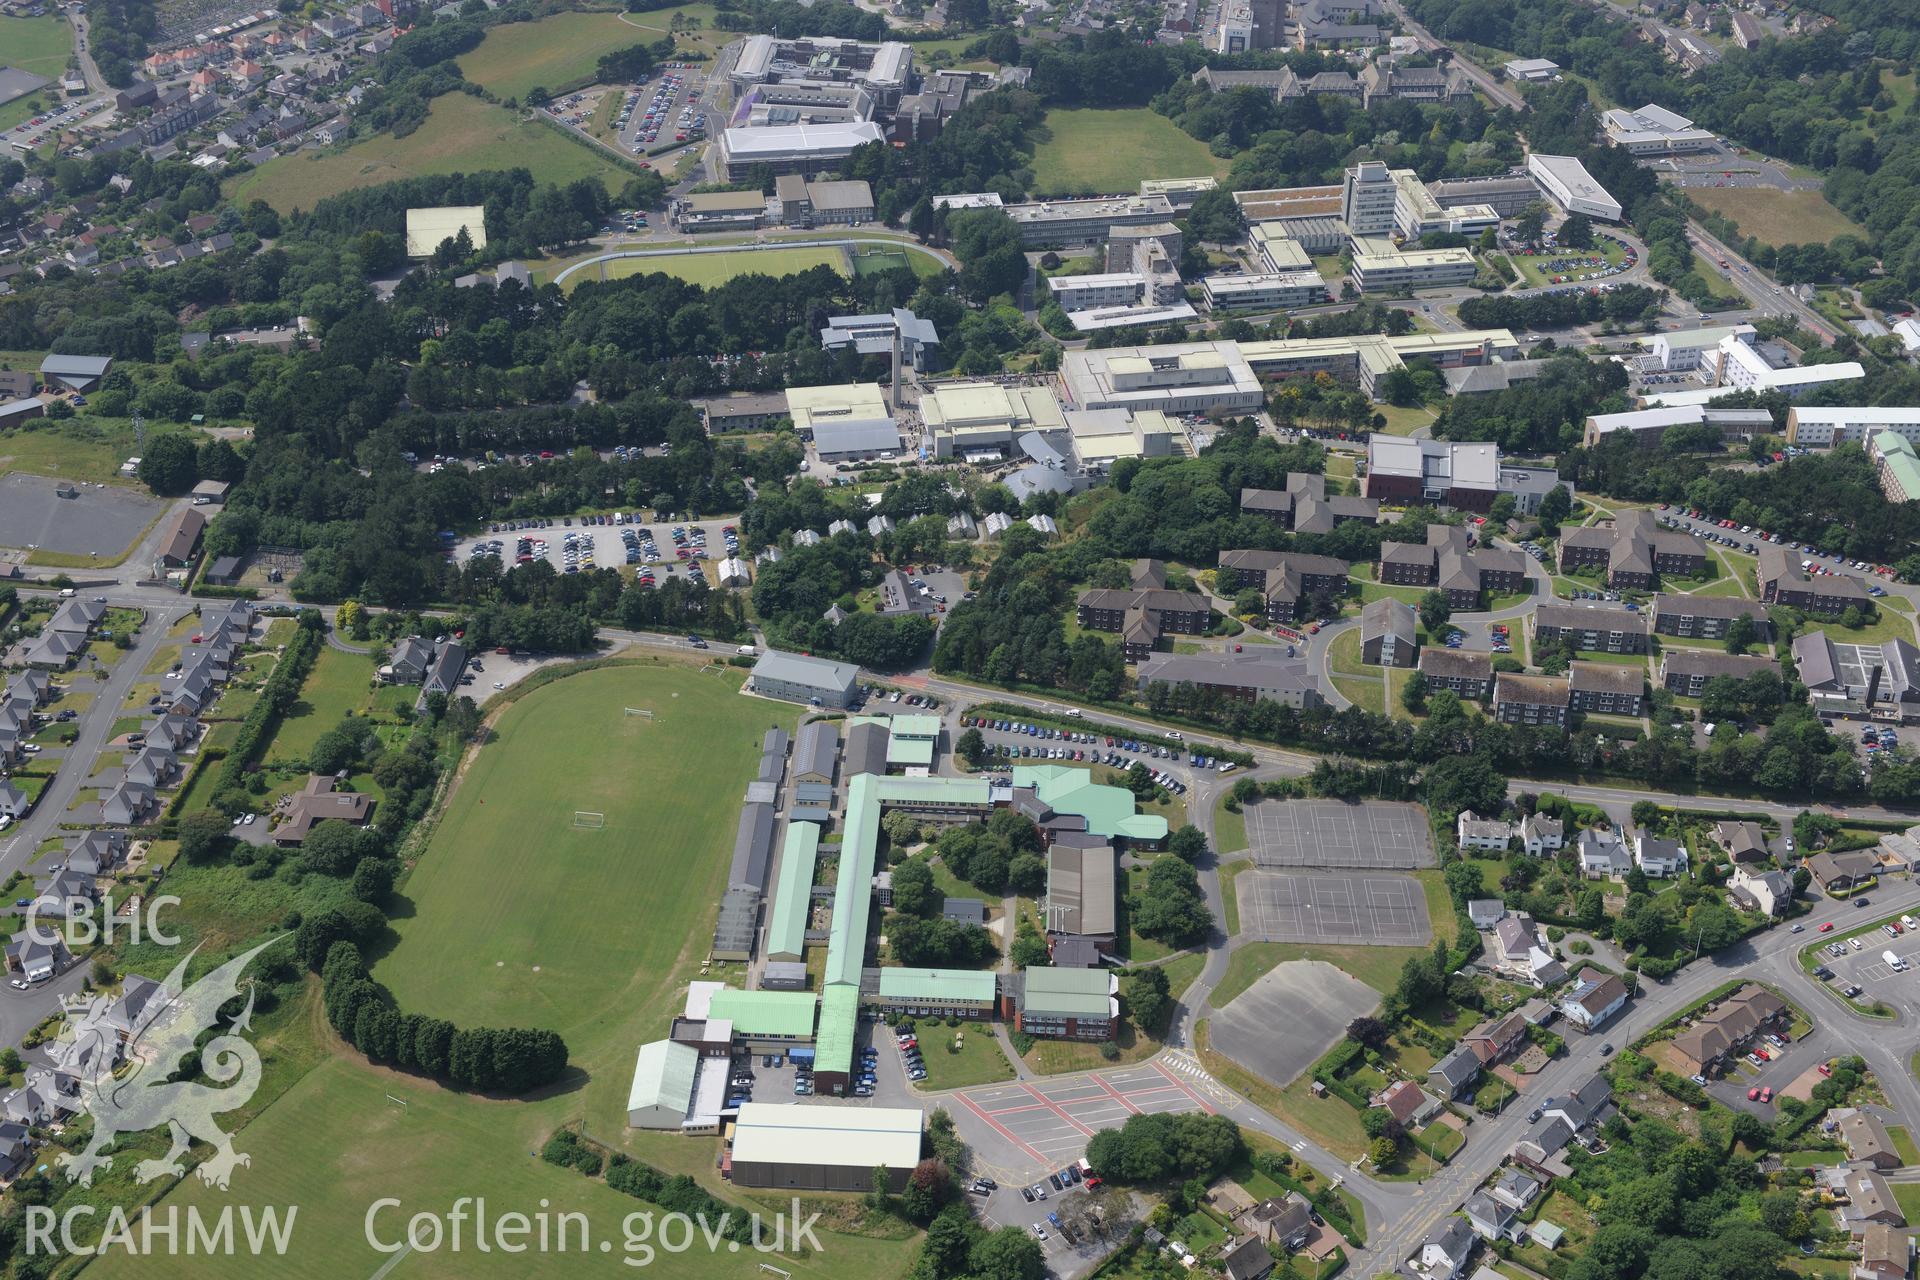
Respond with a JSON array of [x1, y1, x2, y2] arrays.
[[227, 94, 631, 214], [458, 10, 639, 100], [0, 16, 71, 132], [582, 246, 849, 289], [1031, 108, 1229, 197]]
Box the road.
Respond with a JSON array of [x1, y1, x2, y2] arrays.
[[0, 576, 196, 1054], [1685, 222, 1837, 343], [66, 11, 108, 98]]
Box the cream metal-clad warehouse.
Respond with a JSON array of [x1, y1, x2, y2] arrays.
[[626, 1039, 700, 1129], [727, 1102, 924, 1192]]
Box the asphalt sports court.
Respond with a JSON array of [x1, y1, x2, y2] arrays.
[[954, 1065, 1216, 1168], [1212, 960, 1380, 1086], [1243, 798, 1436, 869], [0, 473, 166, 557], [1238, 870, 1431, 945]]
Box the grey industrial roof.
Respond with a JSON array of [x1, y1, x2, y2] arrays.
[[844, 720, 890, 778], [794, 719, 840, 782], [813, 418, 903, 454], [753, 650, 860, 694], [38, 354, 112, 378], [729, 802, 777, 893]]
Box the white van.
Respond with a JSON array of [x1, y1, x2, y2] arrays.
[[737, 644, 756, 656]]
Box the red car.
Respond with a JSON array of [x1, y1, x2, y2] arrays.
[[1819, 922, 1835, 932], [1760, 1087, 1773, 1103], [1747, 1087, 1761, 1101], [1818, 1062, 1834, 1077]]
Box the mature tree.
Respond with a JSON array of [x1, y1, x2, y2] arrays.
[[956, 727, 987, 766], [1401, 669, 1429, 712], [890, 858, 939, 917], [177, 809, 233, 863], [1131, 857, 1212, 946], [138, 433, 199, 495], [1418, 590, 1451, 635], [1728, 614, 1758, 656], [1123, 966, 1172, 1032], [1347, 1015, 1391, 1051], [1167, 825, 1209, 864], [1561, 213, 1595, 249]]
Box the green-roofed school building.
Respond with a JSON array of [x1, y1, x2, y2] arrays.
[[1016, 967, 1118, 1041], [704, 988, 820, 1043], [1013, 763, 1171, 844], [875, 967, 999, 1019], [766, 822, 820, 962]]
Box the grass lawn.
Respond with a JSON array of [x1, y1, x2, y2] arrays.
[[458, 10, 639, 99], [1823, 609, 1917, 646], [1686, 188, 1867, 249], [0, 416, 203, 488], [1895, 1182, 1920, 1225], [1376, 404, 1437, 436], [1350, 563, 1432, 607], [577, 246, 849, 290], [1031, 108, 1228, 197], [229, 94, 632, 214], [263, 646, 379, 764], [1891, 1124, 1920, 1166], [0, 16, 70, 132], [1160, 951, 1206, 1009], [1023, 1020, 1159, 1073], [1215, 793, 1248, 856], [912, 1025, 1016, 1090], [1328, 628, 1370, 676], [1221, 859, 1251, 935], [615, 3, 729, 56], [1333, 674, 1384, 714]]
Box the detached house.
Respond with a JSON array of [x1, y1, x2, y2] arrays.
[[1712, 820, 1772, 865], [1633, 834, 1688, 878], [1376, 1079, 1444, 1127], [1559, 969, 1628, 1031], [1577, 828, 1630, 879], [1463, 1192, 1524, 1244], [1808, 849, 1880, 895], [1521, 813, 1564, 855], [1415, 1217, 1477, 1280], [1462, 1011, 1529, 1065], [1456, 810, 1512, 851], [1841, 1110, 1901, 1170], [1430, 1045, 1482, 1099]]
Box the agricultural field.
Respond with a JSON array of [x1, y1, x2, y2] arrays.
[[0, 16, 71, 132], [1031, 109, 1229, 197], [457, 10, 639, 100], [615, 3, 729, 56], [1687, 188, 1866, 249], [228, 94, 631, 214], [0, 414, 197, 487]]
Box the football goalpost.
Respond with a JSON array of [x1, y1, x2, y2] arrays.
[[573, 811, 607, 830], [624, 707, 655, 720]]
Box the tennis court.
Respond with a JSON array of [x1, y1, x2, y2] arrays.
[[1244, 798, 1436, 869], [1237, 871, 1431, 945]]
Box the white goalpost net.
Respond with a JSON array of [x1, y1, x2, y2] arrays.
[[624, 707, 655, 719], [573, 811, 606, 829]]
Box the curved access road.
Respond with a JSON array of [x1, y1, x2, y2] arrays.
[[552, 237, 959, 286]]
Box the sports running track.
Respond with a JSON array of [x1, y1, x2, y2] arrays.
[[953, 1063, 1217, 1167]]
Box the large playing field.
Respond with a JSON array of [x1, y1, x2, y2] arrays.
[[378, 662, 793, 1064], [1031, 108, 1229, 197], [0, 15, 71, 132], [458, 10, 639, 100], [227, 94, 631, 213], [91, 661, 910, 1280], [1686, 187, 1865, 248]]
